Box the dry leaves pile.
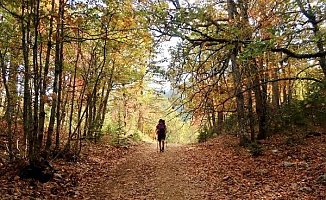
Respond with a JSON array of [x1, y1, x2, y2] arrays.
[[182, 134, 326, 199], [0, 134, 325, 199]]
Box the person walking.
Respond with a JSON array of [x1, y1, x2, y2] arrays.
[[156, 119, 167, 152]]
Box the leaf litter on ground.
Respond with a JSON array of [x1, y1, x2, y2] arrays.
[[0, 134, 325, 199]]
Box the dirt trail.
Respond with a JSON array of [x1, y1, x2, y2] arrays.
[[1, 135, 324, 199], [89, 142, 202, 200]]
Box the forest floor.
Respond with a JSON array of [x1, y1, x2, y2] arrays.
[[1, 133, 326, 199]]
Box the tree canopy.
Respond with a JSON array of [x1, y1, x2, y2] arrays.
[[0, 0, 325, 171]]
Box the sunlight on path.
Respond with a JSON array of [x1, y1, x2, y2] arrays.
[[94, 142, 201, 200]]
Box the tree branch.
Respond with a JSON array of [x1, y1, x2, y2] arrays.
[[271, 48, 326, 58]]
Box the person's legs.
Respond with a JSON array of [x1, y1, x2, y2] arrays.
[[158, 133, 162, 152], [158, 140, 162, 151], [161, 140, 165, 151], [161, 134, 166, 151]]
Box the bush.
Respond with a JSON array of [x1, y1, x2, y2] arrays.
[[223, 114, 239, 135], [131, 131, 142, 141], [304, 82, 326, 126], [269, 82, 326, 135], [197, 126, 216, 142], [284, 135, 303, 146], [247, 142, 263, 157], [269, 99, 311, 135]]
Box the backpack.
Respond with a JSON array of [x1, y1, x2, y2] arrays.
[[158, 124, 165, 133]]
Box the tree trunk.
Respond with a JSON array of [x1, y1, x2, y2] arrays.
[[217, 111, 223, 134], [39, 0, 55, 156], [100, 84, 112, 129], [272, 65, 280, 109], [21, 0, 34, 160], [281, 65, 288, 105], [101, 69, 114, 128], [32, 0, 41, 156], [46, 0, 65, 154], [0, 51, 14, 161], [252, 67, 267, 140], [69, 30, 80, 155], [208, 98, 217, 133], [248, 90, 255, 141], [55, 14, 64, 152], [231, 47, 249, 145], [227, 0, 249, 145]]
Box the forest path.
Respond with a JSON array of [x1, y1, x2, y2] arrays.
[[87, 142, 204, 200], [2, 135, 324, 199]]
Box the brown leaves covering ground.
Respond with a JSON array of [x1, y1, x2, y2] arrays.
[[183, 134, 326, 199], [0, 134, 326, 199]]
